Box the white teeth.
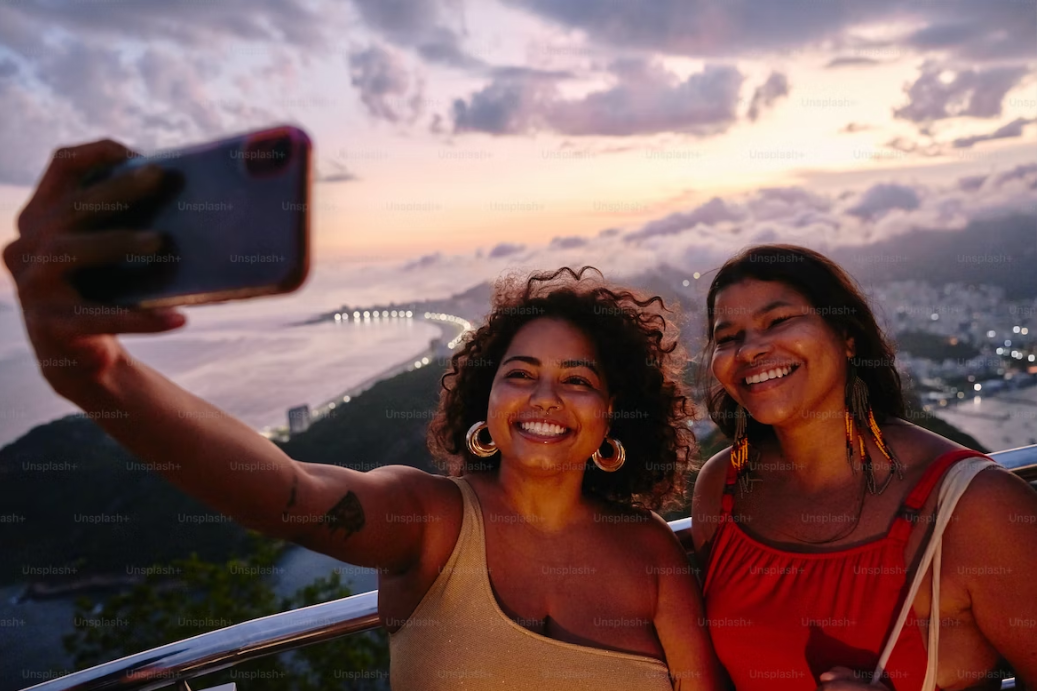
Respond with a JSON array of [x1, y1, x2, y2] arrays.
[[520, 421, 567, 436], [746, 365, 794, 386]]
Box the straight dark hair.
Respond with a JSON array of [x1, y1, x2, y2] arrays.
[[703, 244, 905, 441]]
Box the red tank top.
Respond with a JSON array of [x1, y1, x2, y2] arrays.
[[702, 449, 990, 691]]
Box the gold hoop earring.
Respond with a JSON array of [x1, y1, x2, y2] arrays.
[[466, 421, 498, 458], [592, 436, 625, 472]]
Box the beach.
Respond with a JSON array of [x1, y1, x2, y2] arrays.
[[932, 385, 1037, 452]]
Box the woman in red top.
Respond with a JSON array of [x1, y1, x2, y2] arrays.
[[691, 245, 1037, 691]]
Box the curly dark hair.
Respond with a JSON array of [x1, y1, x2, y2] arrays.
[[427, 266, 695, 512], [702, 244, 905, 443]]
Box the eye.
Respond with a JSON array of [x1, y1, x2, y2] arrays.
[[715, 332, 740, 346], [768, 315, 795, 328], [565, 375, 593, 387], [505, 370, 533, 379]]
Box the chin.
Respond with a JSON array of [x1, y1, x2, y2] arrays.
[[743, 402, 798, 429]]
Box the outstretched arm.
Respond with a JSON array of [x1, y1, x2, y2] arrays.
[[3, 138, 437, 574]]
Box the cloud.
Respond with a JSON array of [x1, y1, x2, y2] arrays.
[[894, 63, 1030, 123], [546, 61, 743, 136], [957, 175, 987, 192], [625, 197, 744, 241], [0, 1, 342, 184], [747, 72, 789, 121], [348, 0, 491, 70], [317, 159, 359, 182], [846, 183, 922, 221], [403, 252, 443, 270], [452, 60, 744, 137], [503, 0, 1036, 64], [349, 44, 425, 123], [549, 236, 589, 249], [904, 10, 1036, 62], [452, 73, 556, 134], [488, 242, 526, 258], [825, 57, 881, 69], [952, 117, 1034, 148], [994, 163, 1037, 187]]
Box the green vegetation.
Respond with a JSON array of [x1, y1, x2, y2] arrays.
[[64, 532, 389, 690]]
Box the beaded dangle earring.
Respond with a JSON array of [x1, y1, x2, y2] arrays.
[[731, 405, 751, 473], [845, 361, 904, 494]]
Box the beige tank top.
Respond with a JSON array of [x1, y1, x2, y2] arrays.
[[389, 476, 675, 690]]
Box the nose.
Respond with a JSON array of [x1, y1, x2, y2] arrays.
[[529, 376, 562, 412], [736, 329, 772, 365]]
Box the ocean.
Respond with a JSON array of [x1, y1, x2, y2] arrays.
[[0, 297, 442, 449]]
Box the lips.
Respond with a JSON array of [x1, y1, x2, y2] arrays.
[[513, 418, 572, 442], [741, 363, 801, 391]]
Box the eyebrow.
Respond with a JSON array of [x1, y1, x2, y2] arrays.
[[501, 355, 600, 374], [713, 300, 796, 335]]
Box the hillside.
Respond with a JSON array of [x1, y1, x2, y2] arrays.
[[0, 364, 445, 589]]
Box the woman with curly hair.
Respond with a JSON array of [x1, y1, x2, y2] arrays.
[[5, 140, 722, 690]]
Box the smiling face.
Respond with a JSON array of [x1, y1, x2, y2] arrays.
[[710, 278, 854, 430], [485, 317, 614, 475]]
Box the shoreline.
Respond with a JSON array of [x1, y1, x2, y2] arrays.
[[932, 384, 1037, 452]]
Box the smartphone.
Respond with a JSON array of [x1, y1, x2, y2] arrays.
[[71, 125, 312, 308]]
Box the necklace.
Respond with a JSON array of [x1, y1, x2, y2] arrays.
[[735, 447, 891, 546]]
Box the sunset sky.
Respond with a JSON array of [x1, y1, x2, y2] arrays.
[[0, 0, 1034, 303]]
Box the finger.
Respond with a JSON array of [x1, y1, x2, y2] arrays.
[[12, 230, 164, 284], [29, 300, 187, 337], [34, 139, 141, 202], [74, 305, 187, 335], [820, 667, 858, 682], [64, 165, 172, 229]]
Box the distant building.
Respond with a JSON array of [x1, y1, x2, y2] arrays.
[[288, 405, 312, 435]]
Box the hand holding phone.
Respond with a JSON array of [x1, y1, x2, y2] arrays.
[[71, 125, 311, 307]]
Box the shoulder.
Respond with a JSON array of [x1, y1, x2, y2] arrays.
[[370, 464, 463, 509], [369, 465, 464, 541], [947, 464, 1036, 541], [880, 418, 968, 470], [690, 447, 731, 554]]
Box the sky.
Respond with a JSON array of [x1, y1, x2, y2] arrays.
[[0, 0, 1035, 305]]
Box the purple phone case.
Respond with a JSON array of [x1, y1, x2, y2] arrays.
[[72, 125, 311, 308]]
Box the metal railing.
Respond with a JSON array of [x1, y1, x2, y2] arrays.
[[23, 445, 1037, 691]]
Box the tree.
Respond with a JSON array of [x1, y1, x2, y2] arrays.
[[63, 532, 389, 690]]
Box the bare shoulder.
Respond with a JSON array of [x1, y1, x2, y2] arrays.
[[690, 447, 731, 554], [947, 464, 1037, 538], [881, 417, 968, 470]]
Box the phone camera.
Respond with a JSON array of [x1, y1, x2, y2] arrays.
[[243, 134, 293, 177]]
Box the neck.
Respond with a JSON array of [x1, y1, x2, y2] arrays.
[[767, 391, 873, 493], [494, 458, 588, 532]]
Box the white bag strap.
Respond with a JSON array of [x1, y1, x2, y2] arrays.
[[871, 457, 996, 689]]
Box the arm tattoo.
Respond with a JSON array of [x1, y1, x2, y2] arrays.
[[281, 473, 299, 521], [324, 491, 365, 541]]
